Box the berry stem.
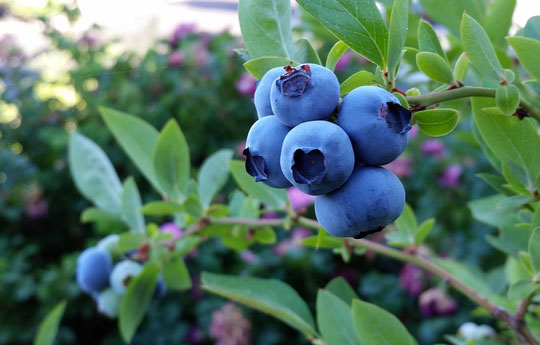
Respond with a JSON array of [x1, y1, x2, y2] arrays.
[[406, 86, 540, 122]]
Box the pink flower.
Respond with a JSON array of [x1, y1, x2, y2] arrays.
[[194, 43, 210, 66], [418, 288, 457, 317], [210, 303, 251, 345], [169, 22, 197, 46], [399, 264, 425, 296], [438, 164, 462, 188], [240, 250, 257, 264], [25, 199, 48, 219], [383, 157, 412, 178], [287, 187, 315, 210], [335, 51, 353, 71], [159, 222, 182, 239], [235, 73, 257, 97], [168, 51, 184, 67], [273, 227, 311, 255], [421, 139, 445, 158], [409, 124, 419, 139]]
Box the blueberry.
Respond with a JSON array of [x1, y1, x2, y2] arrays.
[[338, 86, 412, 165], [109, 260, 143, 295], [270, 64, 340, 127], [280, 121, 355, 195], [315, 165, 405, 238], [76, 247, 113, 294], [96, 288, 121, 318], [243, 116, 292, 188], [254, 67, 285, 118]]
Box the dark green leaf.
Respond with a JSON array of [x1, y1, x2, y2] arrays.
[[495, 84, 520, 116], [140, 201, 183, 216], [507, 36, 540, 81], [453, 52, 469, 82], [461, 14, 504, 82], [317, 290, 361, 345], [121, 178, 145, 234], [69, 132, 122, 214], [326, 41, 349, 71], [524, 16, 540, 41], [476, 173, 508, 195], [417, 19, 446, 60], [324, 277, 358, 305], [508, 280, 538, 301], [340, 71, 377, 96], [352, 299, 416, 345], [243, 57, 297, 79], [296, 0, 388, 67], [119, 263, 160, 343], [413, 108, 460, 136], [33, 301, 67, 345], [201, 272, 317, 337], [153, 120, 190, 202], [485, 0, 516, 47], [416, 52, 455, 84], [387, 0, 409, 79], [198, 149, 233, 208], [100, 107, 162, 194], [163, 258, 191, 290], [296, 38, 322, 64], [530, 227, 540, 273]]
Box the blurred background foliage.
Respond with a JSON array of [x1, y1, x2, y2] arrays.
[[0, 0, 513, 344]]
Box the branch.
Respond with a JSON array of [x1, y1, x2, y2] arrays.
[[407, 86, 540, 122]]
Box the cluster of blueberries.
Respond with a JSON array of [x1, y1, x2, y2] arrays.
[[76, 235, 166, 317], [244, 64, 412, 238]]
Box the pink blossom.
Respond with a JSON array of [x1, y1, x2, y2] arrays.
[[421, 139, 445, 158], [235, 72, 257, 97], [383, 157, 412, 178], [409, 125, 419, 140], [418, 288, 457, 317], [168, 51, 184, 67], [399, 264, 425, 296], [273, 227, 311, 255], [335, 51, 352, 71], [287, 187, 315, 210], [194, 43, 210, 66], [210, 303, 251, 345], [437, 164, 462, 188], [159, 222, 182, 239], [169, 23, 197, 46], [240, 250, 257, 264], [25, 199, 48, 219]]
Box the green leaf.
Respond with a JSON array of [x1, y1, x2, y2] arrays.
[[302, 235, 343, 249], [472, 98, 540, 193], [183, 194, 204, 218], [419, 0, 484, 36], [351, 299, 416, 345], [326, 41, 349, 71], [496, 84, 520, 116], [530, 227, 540, 273], [461, 14, 504, 82], [117, 233, 145, 253], [100, 107, 162, 194], [163, 258, 191, 290], [495, 195, 534, 209], [484, 0, 516, 47], [524, 16, 540, 41], [81, 207, 123, 224], [296, 0, 388, 67], [153, 120, 190, 202], [476, 173, 508, 195], [417, 19, 446, 60], [296, 38, 322, 64], [229, 160, 287, 209], [324, 277, 358, 305], [416, 52, 455, 84], [68, 132, 122, 214], [198, 149, 233, 208], [415, 218, 434, 245], [238, 0, 297, 59], [387, 203, 416, 246], [33, 301, 66, 345], [507, 279, 539, 301], [243, 57, 296, 80], [387, 0, 410, 79], [468, 194, 519, 228], [201, 272, 317, 337], [413, 108, 460, 137], [317, 290, 361, 345], [140, 201, 183, 216], [121, 178, 145, 234], [507, 36, 540, 81], [340, 71, 377, 96], [453, 52, 469, 82], [254, 226, 277, 244], [119, 263, 160, 344]]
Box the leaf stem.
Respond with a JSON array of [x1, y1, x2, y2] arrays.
[[407, 86, 540, 122]]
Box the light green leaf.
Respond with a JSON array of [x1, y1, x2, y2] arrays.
[[121, 177, 145, 234], [183, 194, 204, 218], [417, 19, 446, 60], [254, 226, 277, 244], [302, 234, 343, 249], [296, 38, 322, 64], [140, 201, 183, 216], [117, 233, 145, 253], [68, 132, 122, 214], [324, 277, 358, 305], [243, 57, 296, 80], [496, 84, 520, 116], [507, 279, 539, 301], [468, 194, 519, 228], [389, 203, 416, 246], [352, 299, 416, 345], [415, 218, 434, 245], [201, 272, 317, 337], [119, 263, 160, 343], [153, 120, 190, 202], [33, 301, 67, 345], [453, 52, 469, 82], [238, 0, 297, 59], [416, 52, 455, 84], [100, 107, 162, 194], [317, 290, 361, 345], [326, 41, 349, 71], [507, 36, 540, 81], [495, 195, 533, 209], [524, 16, 540, 41], [80, 207, 124, 224], [229, 160, 287, 209], [419, 0, 484, 36], [485, 0, 516, 47], [340, 71, 377, 96], [530, 227, 540, 273], [198, 150, 233, 208], [413, 108, 460, 137], [461, 14, 504, 82], [296, 0, 388, 67], [163, 258, 191, 290], [387, 0, 410, 79]]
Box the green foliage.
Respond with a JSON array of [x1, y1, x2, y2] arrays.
[[416, 52, 455, 84], [326, 41, 349, 71], [386, 0, 409, 80], [413, 109, 460, 137], [33, 301, 66, 345], [507, 36, 540, 81], [243, 57, 297, 79], [417, 20, 446, 60], [317, 290, 360, 345], [198, 149, 233, 208], [495, 84, 520, 116]]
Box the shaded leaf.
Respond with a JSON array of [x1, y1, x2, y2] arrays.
[[326, 41, 349, 71], [163, 258, 191, 290], [296, 38, 322, 64], [524, 16, 540, 41], [317, 290, 361, 345], [508, 280, 538, 301], [33, 301, 67, 345], [198, 150, 234, 208], [121, 178, 145, 234], [324, 277, 358, 305], [244, 57, 297, 80], [340, 71, 377, 96], [387, 0, 410, 79], [530, 227, 540, 273]]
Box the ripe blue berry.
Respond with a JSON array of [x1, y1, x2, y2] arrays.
[[270, 64, 340, 127], [109, 260, 143, 295], [338, 86, 412, 165], [315, 166, 405, 238], [244, 115, 292, 188], [76, 247, 113, 294], [254, 67, 285, 118], [280, 121, 354, 195]]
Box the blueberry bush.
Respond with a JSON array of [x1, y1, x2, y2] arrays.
[[5, 0, 540, 344]]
